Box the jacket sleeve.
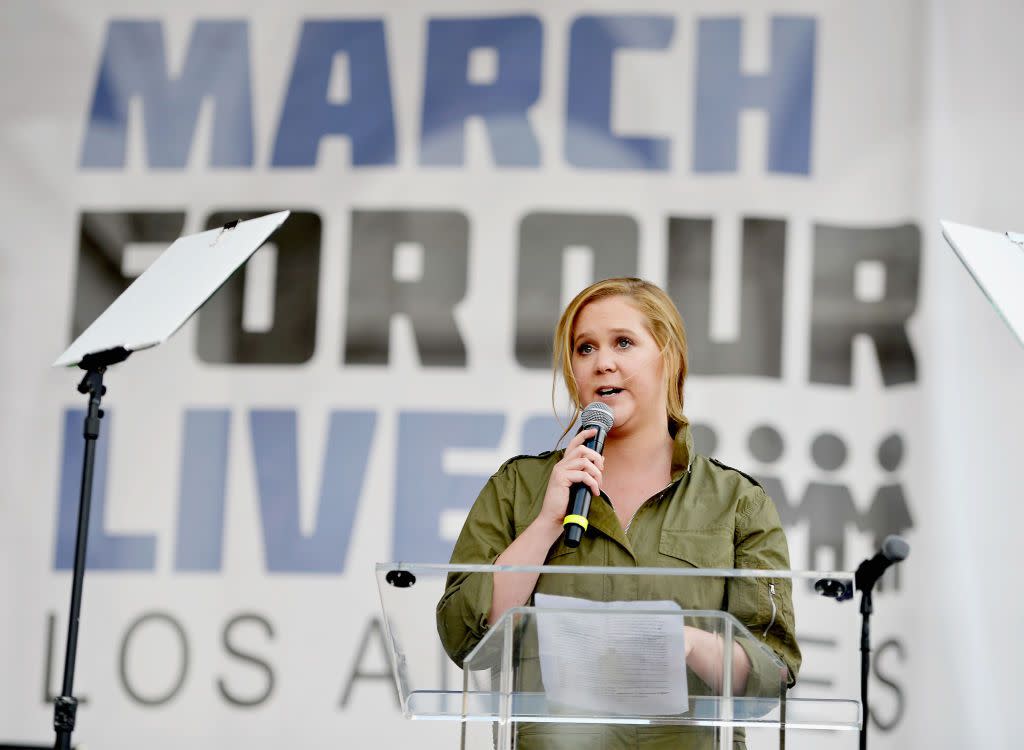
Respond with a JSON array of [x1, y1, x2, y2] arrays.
[[727, 486, 802, 696], [436, 461, 519, 668]]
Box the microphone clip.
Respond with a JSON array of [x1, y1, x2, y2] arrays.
[[814, 577, 854, 602]]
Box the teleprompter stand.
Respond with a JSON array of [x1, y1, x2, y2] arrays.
[[50, 211, 290, 750], [53, 347, 129, 750]]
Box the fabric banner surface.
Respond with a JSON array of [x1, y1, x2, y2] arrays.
[[2, 1, 1023, 748]]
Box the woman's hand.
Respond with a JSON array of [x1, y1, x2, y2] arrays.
[[490, 429, 604, 625], [683, 625, 699, 659], [683, 625, 751, 695], [534, 427, 605, 529]]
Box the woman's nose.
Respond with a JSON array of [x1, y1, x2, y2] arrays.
[[594, 349, 617, 372]]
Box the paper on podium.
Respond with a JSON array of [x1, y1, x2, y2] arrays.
[[533, 593, 688, 716], [54, 211, 290, 367], [941, 220, 1024, 346]]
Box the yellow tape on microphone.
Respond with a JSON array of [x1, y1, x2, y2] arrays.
[[562, 514, 588, 531]]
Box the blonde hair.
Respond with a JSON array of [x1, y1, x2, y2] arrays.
[[552, 277, 688, 441]]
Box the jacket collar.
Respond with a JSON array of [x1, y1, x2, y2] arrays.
[[670, 418, 694, 481], [583, 418, 693, 552]]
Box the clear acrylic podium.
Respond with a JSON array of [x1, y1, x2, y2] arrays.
[[376, 564, 862, 749]]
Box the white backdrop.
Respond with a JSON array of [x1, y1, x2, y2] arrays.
[[1, 1, 1022, 748]]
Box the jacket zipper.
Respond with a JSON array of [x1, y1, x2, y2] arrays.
[[763, 582, 778, 637], [623, 479, 679, 534]]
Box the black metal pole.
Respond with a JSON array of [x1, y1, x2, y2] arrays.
[[859, 588, 873, 750], [53, 366, 107, 750]]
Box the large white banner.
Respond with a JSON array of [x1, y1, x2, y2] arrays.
[[2, 1, 1023, 748]]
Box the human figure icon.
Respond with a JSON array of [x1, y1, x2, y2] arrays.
[[747, 424, 800, 528], [863, 433, 913, 591], [690, 422, 718, 457], [802, 432, 860, 572]]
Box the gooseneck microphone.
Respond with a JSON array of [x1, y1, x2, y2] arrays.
[[813, 536, 910, 750], [563, 402, 614, 548], [815, 535, 910, 602], [855, 535, 908, 750], [855, 534, 910, 593]]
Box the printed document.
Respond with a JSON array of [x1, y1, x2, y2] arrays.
[[533, 593, 688, 716]]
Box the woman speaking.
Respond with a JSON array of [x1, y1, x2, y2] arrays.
[[437, 277, 800, 749]]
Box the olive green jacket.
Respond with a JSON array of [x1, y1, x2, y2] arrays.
[[437, 424, 801, 749]]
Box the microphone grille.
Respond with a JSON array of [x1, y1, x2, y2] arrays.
[[881, 534, 910, 562], [580, 401, 614, 431]]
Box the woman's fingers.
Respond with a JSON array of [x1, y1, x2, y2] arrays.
[[559, 458, 601, 490], [570, 456, 602, 481], [564, 439, 604, 468], [567, 427, 597, 450], [564, 469, 600, 497], [541, 440, 604, 524], [543, 429, 605, 514]]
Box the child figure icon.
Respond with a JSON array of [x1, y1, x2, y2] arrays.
[[802, 432, 860, 572], [862, 433, 914, 591], [747, 424, 800, 528]]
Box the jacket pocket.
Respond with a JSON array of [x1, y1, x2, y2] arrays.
[[656, 529, 733, 616], [658, 527, 734, 568]]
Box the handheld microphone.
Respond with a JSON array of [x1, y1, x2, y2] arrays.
[[855, 535, 910, 593], [563, 402, 614, 548]]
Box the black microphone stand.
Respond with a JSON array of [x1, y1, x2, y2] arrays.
[[858, 586, 873, 750], [815, 535, 908, 750], [53, 347, 130, 750]]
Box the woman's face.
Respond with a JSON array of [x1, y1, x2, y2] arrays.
[[570, 295, 667, 436]]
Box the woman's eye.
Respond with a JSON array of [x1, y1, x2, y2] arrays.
[[617, 337, 633, 349], [577, 343, 594, 355]]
